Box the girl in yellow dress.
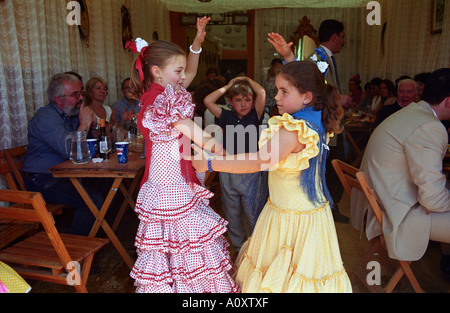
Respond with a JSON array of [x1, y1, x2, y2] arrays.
[[188, 61, 352, 293]]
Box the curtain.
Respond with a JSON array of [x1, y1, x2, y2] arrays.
[[360, 0, 450, 82], [0, 0, 171, 151]]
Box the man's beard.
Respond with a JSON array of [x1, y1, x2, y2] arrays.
[[63, 100, 82, 116]]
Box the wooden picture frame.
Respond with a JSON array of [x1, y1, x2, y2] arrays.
[[78, 0, 90, 47], [121, 5, 133, 49], [431, 0, 445, 34]]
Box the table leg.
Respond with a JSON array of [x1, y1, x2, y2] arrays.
[[69, 177, 134, 269], [111, 168, 143, 231], [345, 131, 365, 167]]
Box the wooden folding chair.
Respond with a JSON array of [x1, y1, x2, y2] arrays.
[[2, 146, 65, 215], [331, 159, 360, 198], [0, 190, 109, 293], [0, 153, 38, 249], [356, 171, 424, 293], [332, 159, 424, 293], [2, 146, 28, 191]]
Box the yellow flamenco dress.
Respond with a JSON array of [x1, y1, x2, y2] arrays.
[[0, 261, 31, 293], [234, 113, 352, 293]]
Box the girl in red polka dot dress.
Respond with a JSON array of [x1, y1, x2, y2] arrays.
[[126, 17, 239, 293]]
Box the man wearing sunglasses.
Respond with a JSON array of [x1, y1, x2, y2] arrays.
[[22, 73, 105, 236]]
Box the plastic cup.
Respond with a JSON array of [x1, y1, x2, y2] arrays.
[[116, 142, 129, 164], [87, 139, 97, 159]]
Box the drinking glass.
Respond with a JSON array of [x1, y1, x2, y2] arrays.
[[99, 136, 112, 162]]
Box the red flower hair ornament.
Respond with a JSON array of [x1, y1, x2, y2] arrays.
[[126, 38, 149, 82]]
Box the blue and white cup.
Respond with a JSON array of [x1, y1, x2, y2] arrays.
[[87, 139, 97, 159], [116, 142, 129, 164]]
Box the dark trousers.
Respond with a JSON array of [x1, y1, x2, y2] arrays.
[[326, 133, 345, 207], [24, 173, 105, 236]]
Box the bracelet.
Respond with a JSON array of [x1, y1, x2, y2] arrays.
[[208, 155, 214, 172], [189, 45, 202, 54]]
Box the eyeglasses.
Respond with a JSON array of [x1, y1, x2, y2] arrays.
[[61, 91, 84, 99]]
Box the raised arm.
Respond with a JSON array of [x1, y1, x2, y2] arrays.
[[267, 32, 296, 63], [237, 77, 266, 120], [185, 16, 210, 88], [203, 83, 230, 119]]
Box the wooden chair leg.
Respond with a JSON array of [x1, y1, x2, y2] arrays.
[[400, 261, 424, 293]]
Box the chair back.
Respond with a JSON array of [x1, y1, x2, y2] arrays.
[[0, 151, 20, 190], [0, 190, 72, 263], [331, 159, 362, 197], [2, 145, 27, 191], [356, 171, 383, 227], [0, 189, 109, 293]]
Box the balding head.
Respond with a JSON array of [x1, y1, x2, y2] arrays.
[[397, 79, 417, 107]]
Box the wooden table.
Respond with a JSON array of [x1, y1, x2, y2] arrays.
[[344, 118, 375, 167], [49, 153, 145, 269]]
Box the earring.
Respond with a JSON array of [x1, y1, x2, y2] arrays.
[[158, 77, 163, 84]]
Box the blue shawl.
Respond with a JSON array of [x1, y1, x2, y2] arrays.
[[292, 105, 333, 207]]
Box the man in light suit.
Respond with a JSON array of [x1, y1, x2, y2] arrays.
[[351, 68, 450, 279], [267, 20, 350, 223]]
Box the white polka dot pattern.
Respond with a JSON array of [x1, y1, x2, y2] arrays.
[[132, 85, 239, 293]]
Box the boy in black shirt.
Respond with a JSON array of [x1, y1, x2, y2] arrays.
[[204, 77, 268, 255]]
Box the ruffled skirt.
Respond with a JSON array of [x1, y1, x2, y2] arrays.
[[131, 180, 239, 293], [234, 200, 352, 293]]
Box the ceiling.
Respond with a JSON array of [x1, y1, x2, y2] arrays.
[[164, 0, 368, 51], [159, 0, 368, 14]]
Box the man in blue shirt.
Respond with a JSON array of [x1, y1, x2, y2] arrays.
[[111, 78, 140, 125], [22, 73, 104, 236]]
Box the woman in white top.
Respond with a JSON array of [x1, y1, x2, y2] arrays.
[[85, 77, 117, 134]]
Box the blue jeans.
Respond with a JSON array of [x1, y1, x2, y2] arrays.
[[24, 173, 105, 236], [219, 171, 268, 252]]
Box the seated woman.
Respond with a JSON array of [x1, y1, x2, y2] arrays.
[[374, 79, 396, 114], [345, 75, 363, 110], [85, 77, 117, 135]]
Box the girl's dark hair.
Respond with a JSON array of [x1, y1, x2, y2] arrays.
[[278, 61, 343, 134], [130, 40, 186, 98]]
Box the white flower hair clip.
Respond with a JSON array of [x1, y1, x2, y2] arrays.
[[134, 38, 149, 53], [125, 37, 149, 54], [126, 37, 150, 82], [310, 48, 329, 76]]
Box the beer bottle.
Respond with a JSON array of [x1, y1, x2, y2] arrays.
[[98, 119, 108, 159]]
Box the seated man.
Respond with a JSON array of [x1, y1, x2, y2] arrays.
[[351, 68, 450, 280], [22, 73, 105, 236], [374, 78, 417, 127]]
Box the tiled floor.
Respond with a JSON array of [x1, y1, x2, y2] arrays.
[[26, 192, 450, 293]]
